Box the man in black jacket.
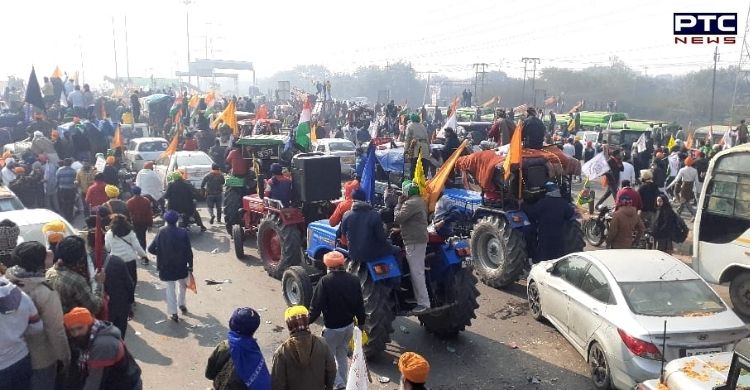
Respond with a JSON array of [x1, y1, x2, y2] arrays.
[[595, 149, 624, 208], [522, 107, 545, 149], [308, 251, 365, 390], [338, 189, 392, 262]]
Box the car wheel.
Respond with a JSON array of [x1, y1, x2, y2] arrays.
[[588, 342, 612, 390], [527, 281, 543, 321], [729, 271, 750, 317]]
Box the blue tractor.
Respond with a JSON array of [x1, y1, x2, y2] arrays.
[[452, 148, 586, 289], [281, 218, 480, 358]]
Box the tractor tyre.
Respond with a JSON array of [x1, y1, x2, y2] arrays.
[[350, 261, 395, 359], [470, 215, 527, 289], [232, 224, 245, 259], [223, 188, 244, 228], [257, 215, 303, 280], [563, 219, 586, 255], [282, 266, 313, 308], [419, 267, 480, 338]]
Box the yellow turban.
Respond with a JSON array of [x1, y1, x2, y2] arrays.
[[42, 220, 66, 244], [284, 305, 309, 321], [105, 185, 120, 198]]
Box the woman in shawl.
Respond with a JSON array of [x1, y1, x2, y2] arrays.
[[652, 194, 679, 254]]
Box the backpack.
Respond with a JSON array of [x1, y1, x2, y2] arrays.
[[672, 214, 689, 243]]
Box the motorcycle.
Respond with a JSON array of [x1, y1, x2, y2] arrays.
[[583, 205, 611, 247]]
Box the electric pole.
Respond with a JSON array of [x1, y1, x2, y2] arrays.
[[731, 1, 750, 122], [521, 58, 540, 105], [417, 71, 437, 106], [182, 0, 193, 88], [521, 59, 529, 104], [710, 46, 720, 126], [472, 63, 488, 105], [111, 16, 119, 81], [124, 15, 131, 82]]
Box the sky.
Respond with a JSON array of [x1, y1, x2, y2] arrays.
[[2, 0, 749, 87]]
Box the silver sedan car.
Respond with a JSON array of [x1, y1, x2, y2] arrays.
[[527, 249, 749, 390]]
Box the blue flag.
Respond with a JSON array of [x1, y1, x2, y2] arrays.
[[360, 143, 376, 203]]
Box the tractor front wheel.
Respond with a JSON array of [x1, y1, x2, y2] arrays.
[[257, 215, 303, 279], [470, 216, 527, 289], [232, 224, 245, 259], [282, 266, 313, 308], [419, 267, 480, 338]]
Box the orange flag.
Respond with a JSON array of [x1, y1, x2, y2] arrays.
[[174, 108, 183, 129], [51, 66, 63, 79], [111, 125, 122, 149], [160, 125, 184, 159], [423, 139, 470, 212], [686, 133, 694, 149], [503, 121, 524, 180]]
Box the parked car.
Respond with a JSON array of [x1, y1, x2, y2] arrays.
[[123, 137, 169, 171], [313, 138, 356, 176], [0, 186, 25, 211], [638, 338, 750, 389], [527, 249, 749, 390], [0, 208, 76, 244], [154, 150, 214, 190]]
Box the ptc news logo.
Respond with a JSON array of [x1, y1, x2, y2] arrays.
[[674, 13, 737, 44]]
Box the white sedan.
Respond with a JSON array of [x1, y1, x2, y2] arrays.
[[527, 249, 749, 390], [123, 137, 168, 171], [313, 138, 357, 176], [154, 151, 214, 190]]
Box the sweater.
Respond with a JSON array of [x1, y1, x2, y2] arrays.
[[394, 195, 429, 245], [148, 225, 193, 281], [105, 230, 148, 262], [271, 330, 335, 390], [0, 276, 42, 370], [309, 270, 366, 329], [5, 266, 71, 369], [339, 202, 391, 262]]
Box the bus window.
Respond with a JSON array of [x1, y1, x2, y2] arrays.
[[700, 154, 750, 243]]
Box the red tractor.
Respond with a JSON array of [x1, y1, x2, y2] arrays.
[[231, 151, 341, 279]]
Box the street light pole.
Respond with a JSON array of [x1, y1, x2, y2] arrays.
[[183, 0, 192, 88], [710, 47, 719, 126]]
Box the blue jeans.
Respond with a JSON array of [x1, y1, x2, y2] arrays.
[[0, 354, 31, 390]]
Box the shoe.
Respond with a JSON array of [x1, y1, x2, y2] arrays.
[[412, 306, 429, 315], [180, 305, 188, 314], [210, 216, 215, 224], [170, 314, 179, 322]]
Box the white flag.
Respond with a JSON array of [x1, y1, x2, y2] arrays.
[[346, 327, 369, 390], [635, 133, 647, 153], [606, 115, 613, 130], [721, 129, 733, 149], [438, 112, 457, 139], [581, 152, 611, 180]]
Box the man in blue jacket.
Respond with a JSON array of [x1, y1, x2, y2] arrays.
[[148, 210, 194, 322]]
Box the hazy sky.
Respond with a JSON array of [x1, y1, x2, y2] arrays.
[[3, 0, 748, 86]]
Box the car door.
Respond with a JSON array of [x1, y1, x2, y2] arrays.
[[567, 264, 612, 350], [540, 256, 590, 335]]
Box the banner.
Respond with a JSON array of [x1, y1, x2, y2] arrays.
[[345, 327, 368, 390], [581, 152, 610, 180], [634, 133, 647, 153]]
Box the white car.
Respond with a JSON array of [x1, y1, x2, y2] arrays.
[[527, 249, 749, 390], [155, 151, 214, 190], [123, 137, 169, 171], [0, 208, 77, 244], [0, 186, 25, 211], [313, 138, 357, 176]]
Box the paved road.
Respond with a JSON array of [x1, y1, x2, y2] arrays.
[[126, 197, 739, 390], [127, 205, 594, 390]]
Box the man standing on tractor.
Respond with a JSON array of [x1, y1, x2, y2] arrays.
[[522, 107, 545, 149], [225, 142, 248, 177], [164, 171, 207, 231], [308, 251, 365, 390], [263, 163, 292, 207], [328, 180, 359, 227], [403, 113, 430, 178], [522, 182, 575, 262], [394, 180, 431, 314]]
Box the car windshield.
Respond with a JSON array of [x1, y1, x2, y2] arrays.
[[0, 198, 24, 211], [620, 280, 726, 316], [138, 141, 168, 152], [175, 154, 213, 166], [19, 222, 75, 245], [328, 142, 356, 152]]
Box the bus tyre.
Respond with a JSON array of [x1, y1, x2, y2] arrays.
[[729, 272, 750, 317], [470, 216, 527, 289], [350, 261, 395, 358], [418, 267, 479, 338]]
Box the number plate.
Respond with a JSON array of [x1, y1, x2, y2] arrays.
[[683, 347, 722, 357]]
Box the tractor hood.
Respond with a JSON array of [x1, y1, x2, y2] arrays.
[[306, 220, 342, 259]]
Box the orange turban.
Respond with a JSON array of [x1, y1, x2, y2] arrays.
[[63, 307, 95, 329], [399, 352, 430, 384], [106, 156, 115, 165], [14, 166, 25, 175], [685, 157, 694, 166], [323, 251, 345, 268]]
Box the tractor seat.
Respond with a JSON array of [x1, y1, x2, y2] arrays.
[[428, 232, 444, 245]]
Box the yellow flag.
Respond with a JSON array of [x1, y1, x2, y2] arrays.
[[310, 123, 318, 144], [503, 121, 524, 180], [52, 66, 63, 79], [111, 125, 122, 149], [567, 118, 575, 131], [423, 140, 469, 212], [413, 150, 427, 195], [667, 135, 676, 150], [211, 100, 239, 136], [188, 95, 199, 109]]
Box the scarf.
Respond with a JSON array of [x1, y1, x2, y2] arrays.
[[227, 330, 271, 390], [76, 320, 109, 372]]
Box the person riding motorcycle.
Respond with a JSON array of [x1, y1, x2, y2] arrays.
[[164, 171, 207, 231]]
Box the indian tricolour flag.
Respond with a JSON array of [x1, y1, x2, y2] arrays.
[[295, 99, 312, 150]]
